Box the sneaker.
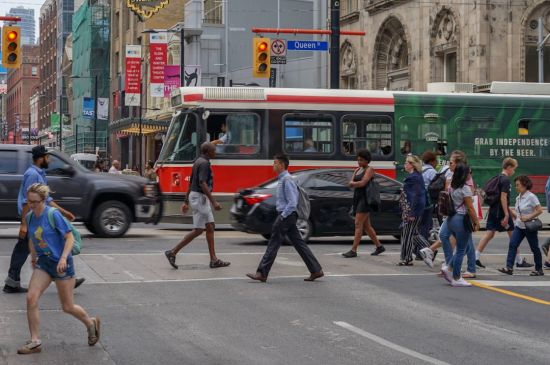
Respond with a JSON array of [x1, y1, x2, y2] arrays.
[[17, 340, 41, 354], [342, 250, 357, 258], [544, 261, 550, 269], [419, 248, 434, 268], [451, 277, 472, 287], [87, 317, 101, 346], [475, 259, 486, 269], [441, 268, 453, 283], [516, 258, 534, 268], [3, 285, 27, 294], [542, 240, 550, 256], [370, 245, 385, 256], [164, 250, 178, 269]]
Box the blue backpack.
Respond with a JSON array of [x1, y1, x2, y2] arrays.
[[26, 207, 82, 256]]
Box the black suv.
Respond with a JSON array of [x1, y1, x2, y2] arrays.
[[0, 145, 163, 238]]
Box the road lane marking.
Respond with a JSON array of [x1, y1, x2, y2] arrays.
[[469, 281, 550, 306], [473, 280, 550, 287], [333, 321, 451, 365], [80, 272, 435, 285], [123, 270, 145, 280]]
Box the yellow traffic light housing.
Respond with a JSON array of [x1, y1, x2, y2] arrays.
[[2, 26, 21, 68], [252, 38, 270, 78]]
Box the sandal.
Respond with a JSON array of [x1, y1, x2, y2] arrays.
[[210, 259, 230, 268], [530, 270, 544, 276], [88, 317, 101, 346], [17, 340, 42, 355], [397, 261, 413, 266], [462, 272, 476, 279], [498, 267, 513, 275], [164, 250, 178, 269]]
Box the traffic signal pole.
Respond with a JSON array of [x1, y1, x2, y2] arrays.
[[330, 0, 340, 89]]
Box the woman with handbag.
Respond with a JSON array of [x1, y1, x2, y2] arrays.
[[398, 155, 432, 267], [498, 175, 544, 276], [440, 163, 480, 286], [17, 183, 100, 355], [342, 149, 385, 258]]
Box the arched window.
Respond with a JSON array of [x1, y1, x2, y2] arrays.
[[373, 17, 409, 90]]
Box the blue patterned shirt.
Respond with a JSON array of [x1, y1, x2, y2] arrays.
[[276, 171, 299, 218]]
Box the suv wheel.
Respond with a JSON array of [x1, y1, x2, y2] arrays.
[[92, 201, 131, 238]]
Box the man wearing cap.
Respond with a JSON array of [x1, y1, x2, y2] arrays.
[[3, 146, 85, 293]]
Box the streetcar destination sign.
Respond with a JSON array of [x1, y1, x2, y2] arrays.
[[287, 40, 328, 51]]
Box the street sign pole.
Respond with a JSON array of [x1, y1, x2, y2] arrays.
[[330, 0, 340, 89]]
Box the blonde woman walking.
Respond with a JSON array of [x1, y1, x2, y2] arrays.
[[398, 155, 432, 267], [17, 183, 100, 355]]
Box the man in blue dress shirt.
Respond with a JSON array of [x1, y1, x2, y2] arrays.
[[247, 154, 323, 282], [3, 146, 84, 293]]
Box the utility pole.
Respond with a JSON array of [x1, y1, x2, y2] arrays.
[[93, 74, 98, 153], [330, 0, 340, 89]]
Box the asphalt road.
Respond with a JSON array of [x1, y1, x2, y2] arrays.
[[1, 223, 550, 365]]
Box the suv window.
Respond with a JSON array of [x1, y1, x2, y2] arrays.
[[45, 155, 71, 176], [0, 151, 17, 174]]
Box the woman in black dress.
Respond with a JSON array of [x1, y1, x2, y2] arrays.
[[342, 149, 385, 257]]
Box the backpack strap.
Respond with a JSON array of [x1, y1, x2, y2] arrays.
[[46, 207, 59, 232]]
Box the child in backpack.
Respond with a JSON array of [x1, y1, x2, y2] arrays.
[[17, 184, 99, 355]]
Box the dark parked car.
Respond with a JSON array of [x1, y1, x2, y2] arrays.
[[230, 169, 402, 241], [0, 145, 162, 238]]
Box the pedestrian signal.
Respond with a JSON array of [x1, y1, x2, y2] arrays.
[[253, 38, 270, 78], [2, 26, 21, 69]]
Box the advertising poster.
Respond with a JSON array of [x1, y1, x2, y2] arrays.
[[164, 65, 180, 98], [125, 45, 142, 106]]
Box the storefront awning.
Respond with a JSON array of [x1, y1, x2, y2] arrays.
[[109, 117, 170, 135]]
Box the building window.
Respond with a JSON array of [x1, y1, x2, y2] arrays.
[[203, 0, 223, 25], [444, 52, 457, 82], [283, 114, 334, 154], [32, 66, 38, 76]]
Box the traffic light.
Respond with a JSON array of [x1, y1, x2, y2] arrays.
[[252, 37, 270, 78], [2, 26, 21, 69]]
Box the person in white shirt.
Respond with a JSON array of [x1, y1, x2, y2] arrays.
[[498, 175, 544, 276], [108, 160, 121, 174]]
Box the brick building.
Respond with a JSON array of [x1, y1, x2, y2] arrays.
[[38, 0, 58, 137], [5, 46, 40, 144]]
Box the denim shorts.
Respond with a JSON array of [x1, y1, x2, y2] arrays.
[[36, 256, 75, 281]]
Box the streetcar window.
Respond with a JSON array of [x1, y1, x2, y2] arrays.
[[518, 120, 529, 136], [283, 115, 334, 154], [341, 115, 393, 156], [207, 113, 260, 155], [158, 113, 198, 162]]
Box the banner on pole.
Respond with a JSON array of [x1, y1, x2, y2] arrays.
[[184, 65, 201, 87], [125, 45, 142, 106], [82, 97, 95, 119], [164, 65, 180, 98], [98, 98, 109, 120], [150, 32, 167, 97]]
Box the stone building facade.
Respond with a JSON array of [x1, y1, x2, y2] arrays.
[[339, 0, 550, 90]]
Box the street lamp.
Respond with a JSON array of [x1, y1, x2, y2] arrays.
[[71, 74, 98, 154]]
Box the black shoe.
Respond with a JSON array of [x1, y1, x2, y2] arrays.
[[164, 250, 178, 269], [342, 250, 357, 258], [475, 259, 486, 269], [432, 250, 438, 262], [371, 245, 386, 256], [74, 278, 86, 289], [544, 261, 550, 269], [3, 285, 28, 294], [516, 258, 534, 268]]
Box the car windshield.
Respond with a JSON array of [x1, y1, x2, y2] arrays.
[[259, 171, 311, 189], [158, 113, 198, 162]]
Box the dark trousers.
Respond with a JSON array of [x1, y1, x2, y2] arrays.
[[7, 237, 29, 284], [506, 227, 542, 271], [257, 213, 322, 277], [419, 207, 434, 241]]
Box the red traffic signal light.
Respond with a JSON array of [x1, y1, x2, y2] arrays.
[[2, 26, 21, 68], [252, 38, 270, 78]]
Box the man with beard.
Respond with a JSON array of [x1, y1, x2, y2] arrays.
[[3, 146, 85, 293]]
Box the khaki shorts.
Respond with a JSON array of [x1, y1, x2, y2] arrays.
[[188, 191, 214, 229]]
